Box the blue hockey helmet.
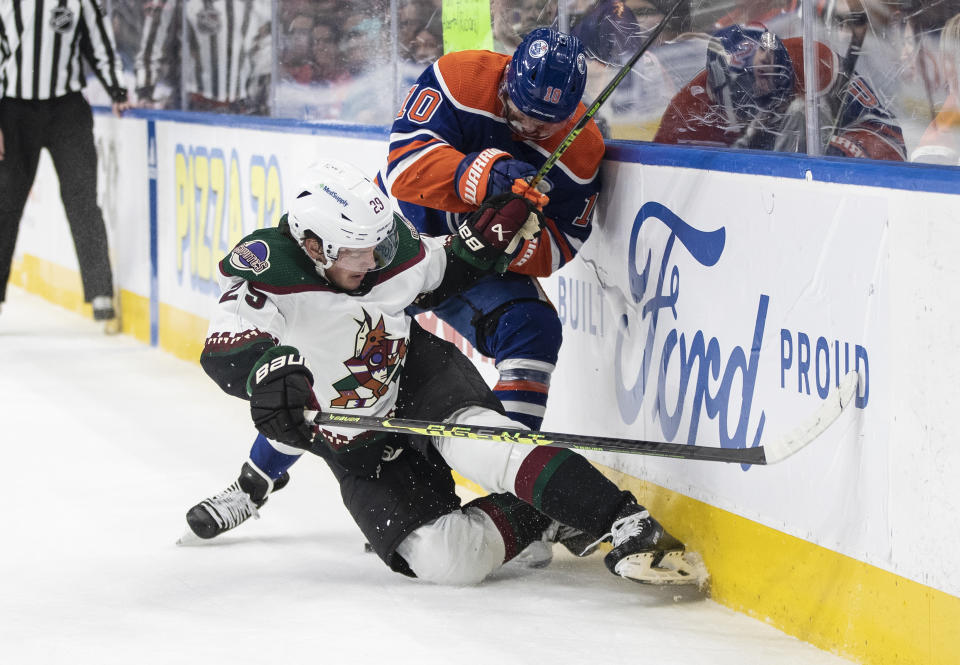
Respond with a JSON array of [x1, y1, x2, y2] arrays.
[[506, 27, 588, 123], [705, 25, 795, 124]]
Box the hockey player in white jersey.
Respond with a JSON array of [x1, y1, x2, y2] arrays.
[[187, 159, 700, 586]]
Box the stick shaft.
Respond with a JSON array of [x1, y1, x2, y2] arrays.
[[315, 412, 767, 464], [307, 371, 858, 466]]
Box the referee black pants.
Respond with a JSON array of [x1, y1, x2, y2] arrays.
[[0, 92, 113, 304]]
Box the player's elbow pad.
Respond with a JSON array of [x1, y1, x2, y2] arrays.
[[200, 337, 278, 399]]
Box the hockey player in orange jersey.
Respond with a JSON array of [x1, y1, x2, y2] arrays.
[[382, 27, 604, 432]]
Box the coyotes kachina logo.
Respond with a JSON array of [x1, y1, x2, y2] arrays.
[[331, 310, 407, 408]]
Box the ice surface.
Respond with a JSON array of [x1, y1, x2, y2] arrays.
[[0, 287, 853, 665]]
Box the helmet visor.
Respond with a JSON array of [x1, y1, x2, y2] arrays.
[[330, 220, 398, 272], [503, 95, 568, 141]]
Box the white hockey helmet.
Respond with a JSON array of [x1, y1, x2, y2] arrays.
[[286, 159, 397, 274]]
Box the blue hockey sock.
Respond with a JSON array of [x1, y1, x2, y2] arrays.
[[493, 358, 553, 430], [249, 433, 303, 479]]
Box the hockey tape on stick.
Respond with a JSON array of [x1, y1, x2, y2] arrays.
[[525, 0, 685, 193], [307, 371, 858, 465]]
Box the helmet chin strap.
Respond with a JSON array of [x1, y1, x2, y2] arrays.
[[311, 259, 330, 279], [301, 238, 336, 277]]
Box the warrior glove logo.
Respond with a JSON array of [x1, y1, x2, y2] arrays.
[[461, 148, 508, 206]]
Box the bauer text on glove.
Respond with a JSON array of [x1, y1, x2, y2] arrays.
[[450, 192, 543, 272], [247, 346, 320, 448]]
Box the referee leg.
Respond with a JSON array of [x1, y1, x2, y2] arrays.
[[45, 93, 114, 302], [0, 99, 44, 305]]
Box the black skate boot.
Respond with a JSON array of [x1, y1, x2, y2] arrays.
[[183, 462, 290, 540], [599, 502, 705, 585]]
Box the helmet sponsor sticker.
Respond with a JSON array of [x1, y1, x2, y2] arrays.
[[230, 240, 271, 274], [321, 184, 349, 207], [576, 53, 586, 74], [528, 39, 549, 59]]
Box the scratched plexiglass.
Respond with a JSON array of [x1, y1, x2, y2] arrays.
[[99, 0, 960, 166]]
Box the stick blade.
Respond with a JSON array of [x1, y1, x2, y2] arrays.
[[762, 370, 859, 465]]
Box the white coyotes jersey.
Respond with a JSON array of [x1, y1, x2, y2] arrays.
[[205, 218, 447, 446]]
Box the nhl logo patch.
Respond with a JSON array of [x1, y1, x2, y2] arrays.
[[196, 8, 222, 35], [528, 39, 549, 59], [576, 53, 586, 74], [229, 240, 271, 274], [49, 7, 75, 34]]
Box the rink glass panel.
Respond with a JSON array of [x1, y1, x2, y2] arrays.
[[101, 0, 960, 168]]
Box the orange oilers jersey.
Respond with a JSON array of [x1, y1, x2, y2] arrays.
[[381, 50, 604, 277]]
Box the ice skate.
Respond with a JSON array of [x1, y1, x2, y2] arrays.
[[599, 505, 706, 586], [179, 462, 289, 543], [91, 295, 120, 334]]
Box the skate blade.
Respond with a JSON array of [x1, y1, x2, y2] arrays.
[[615, 549, 708, 587], [103, 316, 121, 335], [176, 529, 207, 546]]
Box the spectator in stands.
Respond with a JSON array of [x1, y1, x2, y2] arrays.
[[281, 13, 317, 85], [491, 0, 557, 53], [654, 24, 906, 160], [410, 20, 444, 65], [399, 0, 441, 61], [312, 19, 345, 84], [340, 15, 388, 77], [911, 12, 960, 164]]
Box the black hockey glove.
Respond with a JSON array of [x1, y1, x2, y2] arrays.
[[247, 346, 320, 449], [450, 192, 543, 273]]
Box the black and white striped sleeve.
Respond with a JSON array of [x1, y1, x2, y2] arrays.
[[78, 0, 127, 102], [0, 3, 17, 100], [134, 0, 177, 100]]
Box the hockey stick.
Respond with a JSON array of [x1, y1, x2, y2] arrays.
[[309, 370, 858, 465], [525, 0, 685, 192]]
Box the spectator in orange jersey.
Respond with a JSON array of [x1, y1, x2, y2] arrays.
[[911, 13, 960, 165], [654, 24, 906, 160]]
